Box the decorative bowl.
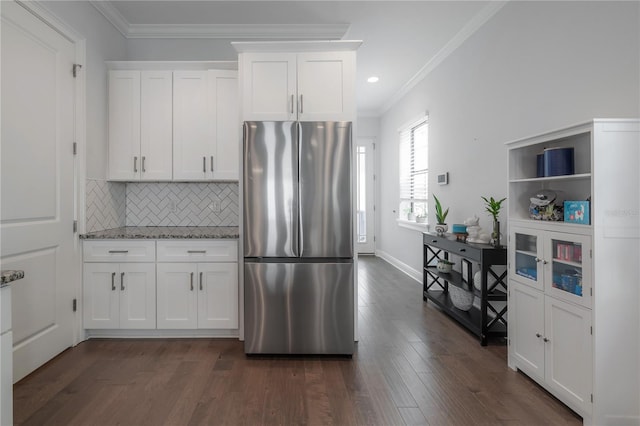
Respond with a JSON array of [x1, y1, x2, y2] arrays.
[[449, 286, 474, 311], [437, 260, 454, 274]]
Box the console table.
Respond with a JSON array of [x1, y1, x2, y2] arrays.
[[423, 233, 507, 345]]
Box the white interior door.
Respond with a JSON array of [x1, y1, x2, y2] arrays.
[[356, 139, 375, 254], [1, 1, 78, 382]]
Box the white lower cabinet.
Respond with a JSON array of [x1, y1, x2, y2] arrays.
[[83, 262, 156, 329], [1, 285, 13, 426], [156, 262, 238, 329], [511, 281, 592, 415]]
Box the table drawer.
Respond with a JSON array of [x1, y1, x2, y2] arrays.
[[423, 234, 481, 261], [157, 240, 238, 263], [83, 240, 156, 262]]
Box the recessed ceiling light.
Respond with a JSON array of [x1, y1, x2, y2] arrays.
[[367, 76, 379, 83]]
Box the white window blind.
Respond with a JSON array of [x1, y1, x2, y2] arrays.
[[399, 117, 428, 219]]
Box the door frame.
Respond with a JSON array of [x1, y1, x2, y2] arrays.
[[16, 1, 87, 345], [355, 138, 376, 254]]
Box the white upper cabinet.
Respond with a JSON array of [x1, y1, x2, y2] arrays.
[[108, 63, 240, 182], [173, 70, 213, 181], [210, 70, 240, 180], [140, 71, 173, 180], [109, 70, 172, 181], [296, 52, 355, 122], [237, 42, 359, 122], [241, 53, 297, 121], [109, 70, 140, 180]]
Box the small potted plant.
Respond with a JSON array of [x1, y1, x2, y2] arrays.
[[433, 195, 449, 235], [436, 258, 454, 274], [481, 196, 507, 246]]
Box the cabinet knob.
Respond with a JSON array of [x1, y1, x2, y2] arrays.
[[431, 240, 437, 243], [536, 333, 542, 338], [543, 260, 548, 265], [543, 337, 550, 343], [535, 257, 541, 263], [459, 248, 466, 252]]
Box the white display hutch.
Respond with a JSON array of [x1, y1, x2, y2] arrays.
[[506, 119, 640, 425]]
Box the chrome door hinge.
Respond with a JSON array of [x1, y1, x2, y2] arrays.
[[73, 142, 77, 155], [73, 220, 77, 233], [72, 63, 82, 78], [72, 298, 77, 312]]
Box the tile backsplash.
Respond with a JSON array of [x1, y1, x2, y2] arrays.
[[86, 180, 239, 231], [126, 182, 238, 227], [86, 179, 126, 232]]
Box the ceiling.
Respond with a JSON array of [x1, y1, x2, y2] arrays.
[[93, 1, 505, 116]]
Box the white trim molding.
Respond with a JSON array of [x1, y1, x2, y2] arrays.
[[89, 1, 350, 40], [379, 1, 508, 115], [375, 250, 422, 284]]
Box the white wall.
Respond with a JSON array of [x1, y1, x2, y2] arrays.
[[378, 1, 640, 275], [41, 1, 127, 179], [126, 38, 237, 61]]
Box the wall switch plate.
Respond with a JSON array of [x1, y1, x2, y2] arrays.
[[209, 200, 221, 213]]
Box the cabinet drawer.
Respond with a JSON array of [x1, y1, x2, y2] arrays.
[[83, 240, 156, 262], [423, 234, 481, 261], [157, 240, 238, 263]]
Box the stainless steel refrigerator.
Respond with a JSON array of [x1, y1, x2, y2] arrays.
[[243, 121, 354, 355]]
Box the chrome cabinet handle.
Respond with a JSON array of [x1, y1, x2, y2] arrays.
[[203, 156, 206, 173], [187, 250, 206, 254], [134, 156, 138, 173], [543, 337, 550, 343], [299, 94, 303, 114], [190, 272, 194, 291], [199, 272, 203, 291], [542, 260, 548, 265], [290, 94, 294, 114], [111, 272, 116, 291], [120, 272, 125, 291], [108, 250, 129, 254], [142, 156, 146, 173], [535, 257, 541, 263], [535, 333, 542, 338], [211, 156, 214, 172]]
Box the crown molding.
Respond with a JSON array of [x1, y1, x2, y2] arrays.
[[378, 1, 508, 116], [126, 23, 350, 39], [89, 0, 130, 37], [89, 1, 349, 40]]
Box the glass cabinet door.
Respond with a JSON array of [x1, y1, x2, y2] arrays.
[[510, 227, 544, 291], [546, 232, 592, 308]]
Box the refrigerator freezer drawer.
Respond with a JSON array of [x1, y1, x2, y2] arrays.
[[244, 261, 354, 355]]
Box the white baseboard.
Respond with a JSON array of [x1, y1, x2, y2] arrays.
[[375, 249, 422, 284], [84, 329, 240, 339]]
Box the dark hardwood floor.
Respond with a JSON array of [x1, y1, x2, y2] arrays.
[[14, 256, 581, 425]]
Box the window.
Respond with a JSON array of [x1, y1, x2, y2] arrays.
[[399, 116, 428, 221]]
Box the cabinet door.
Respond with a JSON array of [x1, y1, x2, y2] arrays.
[[510, 281, 545, 382], [119, 263, 156, 329], [140, 71, 172, 181], [173, 71, 213, 181], [241, 52, 296, 121], [83, 263, 119, 329], [545, 296, 592, 416], [297, 52, 355, 122], [1, 330, 12, 426], [545, 231, 592, 308], [108, 70, 140, 181], [210, 70, 239, 180], [157, 263, 198, 329], [197, 263, 238, 329], [510, 226, 544, 291]]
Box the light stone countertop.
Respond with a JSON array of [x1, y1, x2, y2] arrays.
[[1, 270, 24, 287], [79, 226, 239, 240]]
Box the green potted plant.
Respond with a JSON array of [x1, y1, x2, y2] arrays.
[[433, 195, 449, 235], [481, 196, 507, 246]]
